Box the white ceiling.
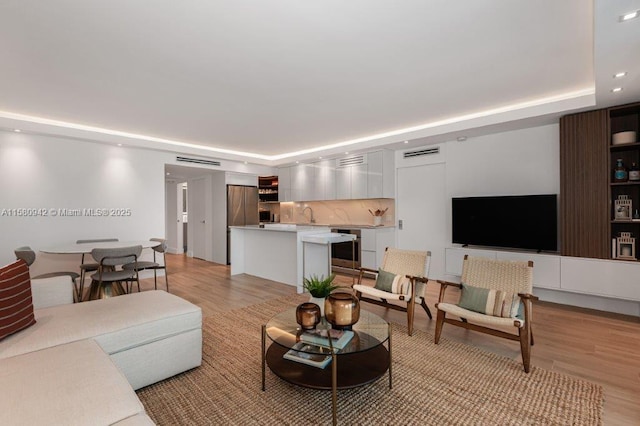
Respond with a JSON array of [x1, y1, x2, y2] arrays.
[[0, 1, 638, 165]]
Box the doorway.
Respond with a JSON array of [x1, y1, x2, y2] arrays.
[[181, 183, 187, 253], [396, 163, 447, 279], [191, 177, 207, 260]]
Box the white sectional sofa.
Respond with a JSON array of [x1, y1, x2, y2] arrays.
[[0, 275, 202, 425]]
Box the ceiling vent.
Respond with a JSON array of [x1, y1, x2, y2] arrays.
[[336, 154, 367, 168], [403, 147, 440, 159], [176, 156, 221, 167]]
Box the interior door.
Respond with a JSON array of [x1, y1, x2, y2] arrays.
[[191, 177, 207, 260], [397, 163, 447, 280]]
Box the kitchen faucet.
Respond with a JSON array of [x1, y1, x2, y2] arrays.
[[303, 206, 315, 223]]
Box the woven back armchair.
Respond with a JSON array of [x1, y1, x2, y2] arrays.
[[353, 248, 431, 336], [434, 255, 538, 372]]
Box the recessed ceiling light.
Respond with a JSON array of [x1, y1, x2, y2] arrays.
[[117, 143, 122, 147], [612, 87, 623, 93], [403, 141, 409, 144], [318, 156, 322, 159], [166, 172, 170, 176], [244, 161, 248, 165], [614, 72, 627, 78], [295, 161, 299, 164], [344, 152, 349, 155], [13, 129, 21, 132], [620, 10, 639, 21]]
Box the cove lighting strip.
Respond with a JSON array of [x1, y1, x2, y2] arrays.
[[0, 87, 593, 161]]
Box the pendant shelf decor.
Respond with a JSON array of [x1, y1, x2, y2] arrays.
[[616, 232, 636, 260], [614, 195, 632, 221]]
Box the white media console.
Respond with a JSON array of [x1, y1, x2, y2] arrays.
[[445, 247, 640, 317]]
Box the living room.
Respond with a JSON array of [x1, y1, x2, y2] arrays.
[[1, 1, 639, 425]]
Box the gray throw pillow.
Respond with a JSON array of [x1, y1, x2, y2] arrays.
[[374, 269, 396, 292]]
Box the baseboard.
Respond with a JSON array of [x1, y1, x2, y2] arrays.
[[535, 287, 640, 317]]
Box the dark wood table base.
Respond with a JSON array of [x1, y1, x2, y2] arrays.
[[265, 344, 389, 390]]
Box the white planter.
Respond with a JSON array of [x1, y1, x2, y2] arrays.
[[309, 296, 326, 317]]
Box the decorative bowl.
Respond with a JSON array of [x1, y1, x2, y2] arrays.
[[612, 131, 636, 145]]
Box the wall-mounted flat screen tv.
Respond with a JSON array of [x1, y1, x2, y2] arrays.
[[452, 194, 558, 252]]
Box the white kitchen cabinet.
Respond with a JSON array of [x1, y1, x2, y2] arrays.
[[312, 159, 336, 200], [290, 164, 315, 201], [335, 166, 351, 200], [361, 227, 395, 269], [335, 151, 394, 200], [350, 163, 368, 199], [366, 150, 395, 198], [279, 164, 316, 202], [283, 150, 393, 202], [361, 250, 377, 270], [277, 166, 291, 202]]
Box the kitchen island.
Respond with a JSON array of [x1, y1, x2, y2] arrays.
[[230, 224, 331, 292]]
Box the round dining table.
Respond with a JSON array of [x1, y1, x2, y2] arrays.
[[40, 240, 161, 254], [40, 240, 162, 302]]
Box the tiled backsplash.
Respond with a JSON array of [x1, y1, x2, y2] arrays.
[[279, 199, 395, 227]]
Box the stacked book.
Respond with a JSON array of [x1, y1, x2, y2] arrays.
[[283, 329, 355, 369], [299, 329, 354, 350], [283, 342, 332, 369]]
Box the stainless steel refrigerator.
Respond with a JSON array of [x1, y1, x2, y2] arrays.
[[227, 185, 259, 264]]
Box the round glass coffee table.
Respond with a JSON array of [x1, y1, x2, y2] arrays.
[[261, 307, 392, 426]]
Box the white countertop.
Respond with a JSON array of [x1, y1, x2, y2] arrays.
[[230, 224, 330, 233], [254, 222, 395, 229], [301, 232, 357, 244]]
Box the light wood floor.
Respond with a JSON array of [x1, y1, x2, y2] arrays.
[[139, 254, 640, 425]]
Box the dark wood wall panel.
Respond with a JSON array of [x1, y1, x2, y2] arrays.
[[559, 110, 609, 258]]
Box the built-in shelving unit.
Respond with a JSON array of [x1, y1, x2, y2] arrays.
[[258, 176, 279, 202], [560, 101, 640, 260], [609, 102, 640, 261]]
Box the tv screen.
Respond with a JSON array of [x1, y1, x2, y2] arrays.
[[452, 194, 558, 252]]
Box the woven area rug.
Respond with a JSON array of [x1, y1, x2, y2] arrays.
[[137, 295, 603, 425]]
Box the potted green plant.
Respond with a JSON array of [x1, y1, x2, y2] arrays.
[[303, 273, 339, 298], [303, 274, 338, 316]]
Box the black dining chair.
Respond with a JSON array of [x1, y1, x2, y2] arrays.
[[122, 238, 169, 292], [14, 246, 80, 301], [88, 245, 142, 300], [76, 238, 119, 302]]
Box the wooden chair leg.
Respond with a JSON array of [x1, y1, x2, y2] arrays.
[[420, 299, 432, 319], [434, 309, 445, 344], [530, 328, 535, 346], [407, 299, 416, 336], [78, 273, 87, 302], [153, 269, 158, 290], [164, 269, 169, 292], [519, 325, 532, 373]]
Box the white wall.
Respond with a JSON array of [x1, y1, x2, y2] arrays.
[[446, 124, 559, 198], [445, 124, 560, 251], [164, 181, 183, 254], [0, 132, 170, 275], [211, 172, 227, 264], [395, 124, 559, 280]]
